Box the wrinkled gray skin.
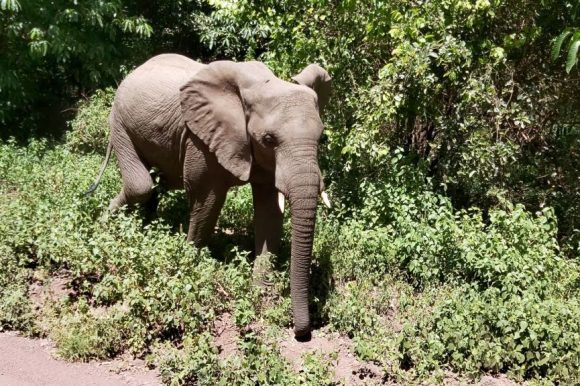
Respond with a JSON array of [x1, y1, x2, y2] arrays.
[[93, 54, 331, 339]]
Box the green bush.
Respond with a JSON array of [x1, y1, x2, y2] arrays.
[[311, 151, 579, 382], [320, 180, 572, 293], [66, 88, 115, 154], [0, 247, 35, 333], [155, 331, 337, 386], [325, 279, 388, 338], [50, 303, 125, 362], [0, 140, 258, 353], [400, 286, 580, 381], [218, 334, 299, 385], [217, 185, 255, 237], [154, 333, 221, 385], [0, 139, 263, 375]]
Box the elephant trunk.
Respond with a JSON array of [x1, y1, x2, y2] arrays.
[[287, 161, 320, 340]]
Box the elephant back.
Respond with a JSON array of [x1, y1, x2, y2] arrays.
[[112, 54, 205, 131]]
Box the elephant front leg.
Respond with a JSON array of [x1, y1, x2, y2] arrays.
[[252, 183, 284, 256], [185, 186, 228, 246], [252, 183, 284, 286]]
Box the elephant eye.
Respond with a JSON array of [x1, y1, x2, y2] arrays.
[[263, 133, 276, 146]]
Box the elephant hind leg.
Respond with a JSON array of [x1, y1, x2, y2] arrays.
[[109, 125, 155, 212]]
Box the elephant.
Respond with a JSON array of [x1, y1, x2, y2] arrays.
[[87, 54, 331, 340]]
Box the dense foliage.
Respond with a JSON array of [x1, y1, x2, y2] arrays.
[[1, 0, 579, 385], [203, 0, 579, 251], [0, 0, 217, 139]]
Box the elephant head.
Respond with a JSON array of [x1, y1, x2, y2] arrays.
[[180, 61, 331, 339]]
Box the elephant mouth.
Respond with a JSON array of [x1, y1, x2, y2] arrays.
[[276, 190, 331, 212], [274, 163, 329, 212]]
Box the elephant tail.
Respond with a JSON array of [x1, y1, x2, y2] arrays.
[[85, 141, 113, 196]]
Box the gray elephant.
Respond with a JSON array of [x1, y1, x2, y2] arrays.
[[87, 54, 331, 340]]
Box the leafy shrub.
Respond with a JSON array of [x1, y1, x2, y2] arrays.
[[155, 331, 337, 386], [218, 186, 254, 235], [0, 247, 35, 333], [155, 332, 221, 385], [311, 150, 579, 381], [50, 303, 125, 362], [0, 138, 260, 368], [0, 145, 256, 351], [325, 279, 388, 338], [321, 164, 572, 292], [298, 351, 336, 386], [66, 88, 115, 154], [400, 286, 580, 381], [219, 334, 299, 385]]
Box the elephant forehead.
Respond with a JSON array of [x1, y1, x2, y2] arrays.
[[263, 89, 318, 115], [252, 99, 321, 131], [251, 78, 316, 104]]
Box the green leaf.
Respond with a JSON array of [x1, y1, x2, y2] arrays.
[[565, 36, 580, 73], [551, 29, 572, 61], [0, 0, 20, 11]]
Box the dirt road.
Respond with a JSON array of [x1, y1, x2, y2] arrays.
[[0, 332, 160, 386]]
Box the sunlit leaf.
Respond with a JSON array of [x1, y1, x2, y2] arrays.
[[551, 29, 571, 61], [0, 0, 21, 11], [565, 32, 580, 73]]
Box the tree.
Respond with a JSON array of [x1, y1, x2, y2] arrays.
[[0, 0, 152, 139]]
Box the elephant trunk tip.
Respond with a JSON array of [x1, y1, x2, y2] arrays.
[[293, 326, 312, 342]]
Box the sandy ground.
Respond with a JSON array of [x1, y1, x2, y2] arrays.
[[0, 332, 161, 386], [279, 328, 385, 385]]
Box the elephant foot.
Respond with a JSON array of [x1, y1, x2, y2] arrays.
[[294, 329, 312, 342]]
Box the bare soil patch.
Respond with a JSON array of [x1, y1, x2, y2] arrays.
[[478, 375, 517, 386], [0, 332, 160, 386], [212, 312, 240, 360], [28, 273, 72, 311], [279, 328, 385, 385]]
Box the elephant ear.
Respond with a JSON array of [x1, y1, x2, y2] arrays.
[[180, 61, 275, 181], [291, 64, 332, 113]]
